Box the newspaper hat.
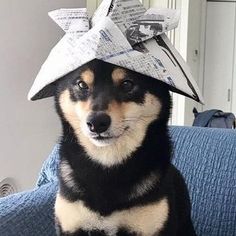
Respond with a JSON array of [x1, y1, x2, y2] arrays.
[[28, 0, 203, 103]]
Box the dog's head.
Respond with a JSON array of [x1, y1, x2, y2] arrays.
[[55, 59, 171, 166]]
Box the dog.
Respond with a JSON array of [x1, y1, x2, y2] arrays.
[[53, 59, 196, 236]]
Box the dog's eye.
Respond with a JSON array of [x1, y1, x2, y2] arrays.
[[77, 81, 89, 90], [121, 80, 134, 92]]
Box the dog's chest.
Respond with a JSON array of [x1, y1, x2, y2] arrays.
[[55, 194, 169, 235]]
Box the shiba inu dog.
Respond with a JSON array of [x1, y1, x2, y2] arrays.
[[54, 59, 196, 236]]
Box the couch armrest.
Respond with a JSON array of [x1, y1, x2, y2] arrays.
[[0, 182, 58, 236]]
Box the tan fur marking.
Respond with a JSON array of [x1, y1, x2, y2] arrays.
[[55, 194, 169, 235], [107, 100, 124, 125], [112, 68, 126, 84], [81, 69, 94, 86], [60, 160, 82, 193], [129, 172, 160, 200], [59, 90, 162, 167], [59, 89, 91, 132]]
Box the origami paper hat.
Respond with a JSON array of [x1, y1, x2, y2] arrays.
[[28, 0, 204, 103]]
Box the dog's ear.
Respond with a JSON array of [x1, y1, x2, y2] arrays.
[[32, 76, 69, 101], [30, 82, 58, 101]]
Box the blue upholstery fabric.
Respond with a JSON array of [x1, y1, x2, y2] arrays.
[[0, 182, 58, 236], [170, 127, 236, 236], [0, 145, 60, 236], [0, 126, 235, 236], [37, 144, 60, 188]]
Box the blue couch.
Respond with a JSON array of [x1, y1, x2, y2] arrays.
[[0, 126, 236, 236]]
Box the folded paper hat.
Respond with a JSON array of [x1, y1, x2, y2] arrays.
[[28, 0, 204, 103]]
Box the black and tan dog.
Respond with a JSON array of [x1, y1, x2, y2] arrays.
[[54, 59, 196, 236]]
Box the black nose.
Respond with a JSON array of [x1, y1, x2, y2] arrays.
[[87, 112, 111, 134]]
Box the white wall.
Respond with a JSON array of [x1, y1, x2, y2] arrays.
[[233, 7, 236, 116], [184, 0, 203, 126], [0, 0, 86, 192]]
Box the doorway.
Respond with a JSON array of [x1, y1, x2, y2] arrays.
[[203, 0, 236, 113]]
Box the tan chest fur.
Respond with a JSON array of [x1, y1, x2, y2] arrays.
[[55, 194, 169, 236]]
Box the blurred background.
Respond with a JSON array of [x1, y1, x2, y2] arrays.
[[0, 0, 235, 193]]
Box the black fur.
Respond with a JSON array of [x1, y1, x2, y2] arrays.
[[54, 59, 196, 236]]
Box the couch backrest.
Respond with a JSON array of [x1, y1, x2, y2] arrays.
[[170, 126, 236, 236]]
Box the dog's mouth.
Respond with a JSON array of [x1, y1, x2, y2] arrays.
[[89, 126, 129, 145], [93, 135, 114, 141], [89, 135, 118, 146]]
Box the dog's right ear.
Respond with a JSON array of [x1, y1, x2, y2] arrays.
[[31, 76, 68, 101], [30, 81, 58, 101]]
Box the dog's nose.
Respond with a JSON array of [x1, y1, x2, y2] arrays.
[[87, 112, 111, 134]]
